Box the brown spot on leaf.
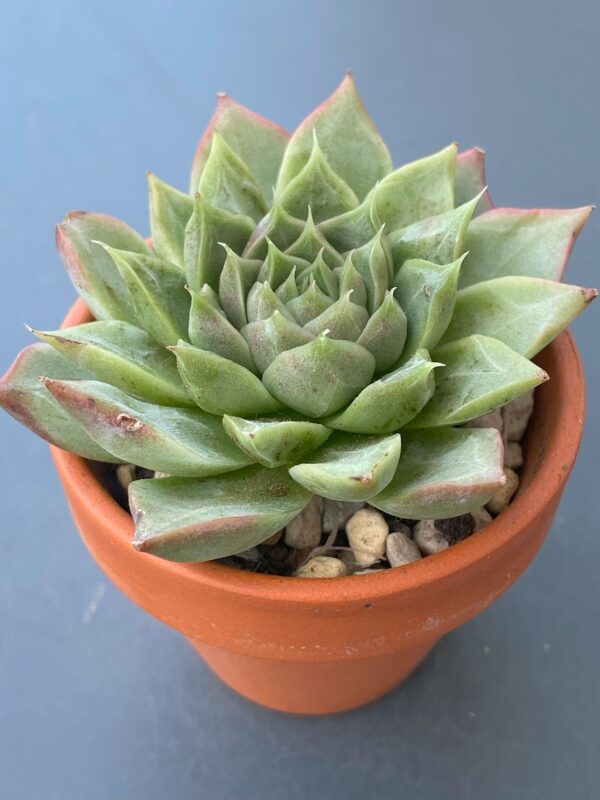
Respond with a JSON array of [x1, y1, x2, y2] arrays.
[[267, 482, 289, 497]]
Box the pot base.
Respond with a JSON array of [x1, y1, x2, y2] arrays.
[[191, 638, 438, 714]]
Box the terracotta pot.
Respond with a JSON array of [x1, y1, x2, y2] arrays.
[[50, 298, 586, 715]]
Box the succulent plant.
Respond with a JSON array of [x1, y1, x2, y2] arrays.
[[1, 74, 596, 563]]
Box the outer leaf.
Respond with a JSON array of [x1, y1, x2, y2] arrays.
[[197, 133, 267, 222], [394, 255, 465, 357], [440, 277, 597, 357], [56, 211, 151, 323], [408, 335, 548, 428], [370, 428, 505, 519], [43, 379, 251, 477], [325, 349, 439, 434], [289, 433, 401, 501], [460, 206, 593, 287], [31, 321, 193, 407], [371, 144, 456, 231], [188, 286, 256, 372], [222, 415, 331, 467], [171, 341, 281, 416], [184, 194, 254, 291], [278, 136, 359, 223], [241, 311, 313, 374], [99, 245, 190, 346], [129, 465, 311, 562], [276, 74, 392, 200], [389, 193, 480, 270], [189, 92, 290, 200], [455, 148, 493, 213], [148, 174, 194, 267], [0, 344, 120, 462], [262, 333, 375, 418]]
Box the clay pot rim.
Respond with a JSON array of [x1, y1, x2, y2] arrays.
[[53, 298, 585, 606]]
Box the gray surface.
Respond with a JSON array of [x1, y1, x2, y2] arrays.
[[1, 1, 598, 797]]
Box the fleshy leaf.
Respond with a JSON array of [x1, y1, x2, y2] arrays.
[[129, 465, 311, 562], [285, 208, 344, 268], [389, 194, 480, 270], [243, 198, 304, 259], [43, 379, 252, 476], [262, 333, 375, 418], [351, 228, 392, 313], [440, 277, 597, 357], [455, 148, 493, 213], [184, 194, 254, 291], [338, 253, 368, 307], [98, 245, 189, 346], [370, 428, 505, 519], [188, 286, 256, 372], [311, 250, 339, 297], [371, 144, 456, 231], [197, 133, 267, 222], [324, 349, 439, 434], [171, 341, 281, 416], [276, 73, 392, 200], [286, 280, 334, 326], [246, 281, 296, 324], [304, 291, 369, 341], [319, 193, 380, 252], [241, 311, 313, 374], [394, 255, 465, 357], [148, 174, 194, 268], [56, 211, 151, 323], [189, 92, 290, 200], [460, 207, 593, 288], [217, 245, 262, 330], [222, 415, 331, 468], [31, 321, 193, 407], [408, 334, 548, 428], [258, 239, 310, 289], [289, 432, 401, 501], [356, 289, 407, 373], [278, 135, 359, 223], [0, 344, 120, 462], [275, 268, 300, 303]]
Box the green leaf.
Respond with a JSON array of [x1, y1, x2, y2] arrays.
[[351, 228, 392, 314], [440, 277, 597, 357], [31, 321, 193, 407], [258, 239, 310, 289], [408, 334, 548, 428], [217, 245, 262, 329], [338, 253, 368, 307], [394, 255, 465, 357], [371, 144, 456, 231], [455, 148, 493, 213], [184, 194, 254, 291], [285, 208, 344, 268], [311, 250, 339, 297], [246, 280, 296, 324], [98, 245, 190, 346], [197, 133, 267, 222], [262, 333, 375, 418], [188, 286, 256, 372], [319, 193, 380, 252], [0, 344, 121, 462], [304, 291, 369, 340], [389, 193, 480, 270], [324, 349, 439, 434], [276, 73, 392, 201], [356, 289, 407, 373], [289, 433, 401, 501], [460, 207, 593, 288], [56, 211, 151, 323], [370, 428, 505, 519], [286, 280, 334, 326], [243, 198, 304, 259], [189, 92, 289, 201], [129, 465, 311, 562], [278, 135, 359, 222], [43, 379, 251, 477], [148, 174, 194, 267], [241, 311, 313, 374], [222, 415, 331, 467], [171, 341, 281, 416]]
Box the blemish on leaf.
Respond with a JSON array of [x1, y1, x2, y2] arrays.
[[268, 482, 289, 497], [116, 413, 143, 432]]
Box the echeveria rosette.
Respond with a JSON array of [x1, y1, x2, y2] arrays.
[[0, 74, 596, 563]]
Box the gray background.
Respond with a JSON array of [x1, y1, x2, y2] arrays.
[[1, 1, 598, 797]]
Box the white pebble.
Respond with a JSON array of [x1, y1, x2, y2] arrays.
[[295, 556, 347, 578], [346, 508, 389, 567], [413, 519, 449, 555], [386, 531, 423, 567], [354, 568, 385, 575], [470, 507, 493, 531], [463, 408, 504, 433], [502, 391, 534, 442], [116, 464, 136, 490], [322, 500, 365, 533], [504, 441, 523, 470], [486, 468, 520, 515], [284, 497, 323, 550]]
